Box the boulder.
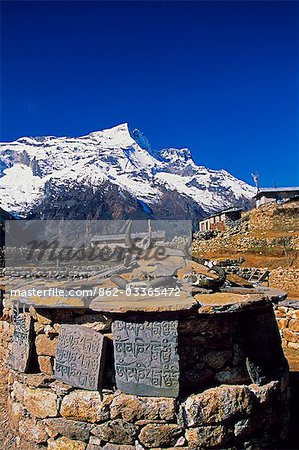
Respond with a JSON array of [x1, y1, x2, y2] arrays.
[[110, 394, 175, 422], [186, 425, 232, 449], [138, 424, 183, 447], [23, 387, 58, 418], [61, 390, 112, 423], [91, 419, 138, 444], [184, 385, 254, 426], [45, 418, 92, 441]]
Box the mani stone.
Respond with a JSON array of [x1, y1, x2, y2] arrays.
[[8, 312, 33, 373], [112, 319, 179, 397], [55, 324, 106, 391]]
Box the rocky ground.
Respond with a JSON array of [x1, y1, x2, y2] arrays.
[[0, 364, 16, 449]]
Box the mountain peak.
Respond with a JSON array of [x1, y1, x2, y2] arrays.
[[85, 122, 135, 148], [0, 123, 255, 219], [160, 147, 192, 163], [88, 122, 130, 137]]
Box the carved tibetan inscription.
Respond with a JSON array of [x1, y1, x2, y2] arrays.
[[112, 319, 179, 397], [9, 312, 33, 372], [55, 325, 106, 390]]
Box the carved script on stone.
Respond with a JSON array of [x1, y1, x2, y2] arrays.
[[9, 312, 33, 372], [112, 319, 179, 397], [55, 325, 106, 390]]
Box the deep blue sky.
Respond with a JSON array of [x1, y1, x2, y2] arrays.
[[1, 1, 298, 186]]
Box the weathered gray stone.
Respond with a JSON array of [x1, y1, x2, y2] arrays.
[[91, 419, 138, 444], [112, 320, 179, 397], [61, 390, 112, 423], [8, 312, 33, 373], [110, 393, 176, 422], [139, 424, 183, 448], [184, 385, 254, 426], [186, 425, 232, 449], [73, 313, 112, 332], [55, 325, 107, 391], [45, 418, 92, 441]]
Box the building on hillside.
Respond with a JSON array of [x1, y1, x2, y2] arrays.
[[254, 187, 299, 208], [198, 208, 243, 232]]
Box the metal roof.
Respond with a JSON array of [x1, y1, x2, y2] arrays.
[[254, 187, 299, 197], [199, 207, 243, 222]]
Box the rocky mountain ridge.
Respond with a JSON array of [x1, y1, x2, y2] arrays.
[[0, 123, 255, 221]]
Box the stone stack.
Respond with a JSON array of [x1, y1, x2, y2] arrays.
[[274, 300, 299, 350], [0, 296, 290, 449]]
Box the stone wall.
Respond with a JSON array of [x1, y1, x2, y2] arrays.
[[249, 201, 299, 233], [269, 269, 299, 298], [274, 300, 299, 350], [0, 300, 290, 449], [7, 371, 290, 450], [193, 200, 299, 258], [193, 234, 299, 257]]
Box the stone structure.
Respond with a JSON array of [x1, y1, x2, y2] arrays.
[[193, 200, 299, 257], [55, 324, 107, 391], [112, 319, 179, 397], [0, 292, 290, 449], [249, 200, 299, 232], [198, 208, 242, 233], [8, 312, 33, 373], [274, 299, 299, 350], [270, 268, 299, 299], [254, 187, 299, 208]]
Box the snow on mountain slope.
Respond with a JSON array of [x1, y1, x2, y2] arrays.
[[0, 123, 255, 219]]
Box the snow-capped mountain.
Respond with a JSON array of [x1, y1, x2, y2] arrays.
[[0, 123, 255, 221]]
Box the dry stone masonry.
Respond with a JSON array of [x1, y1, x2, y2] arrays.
[[274, 299, 299, 350], [0, 293, 290, 449]]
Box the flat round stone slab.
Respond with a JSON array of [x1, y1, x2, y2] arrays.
[[220, 286, 287, 301], [195, 292, 270, 313], [277, 298, 299, 309], [90, 291, 198, 313]]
